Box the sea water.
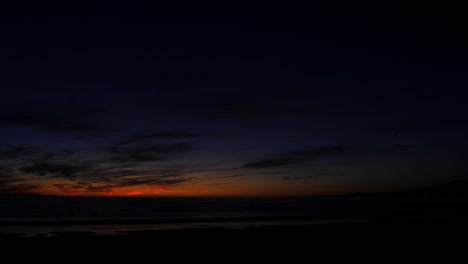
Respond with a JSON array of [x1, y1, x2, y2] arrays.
[[0, 196, 465, 237]]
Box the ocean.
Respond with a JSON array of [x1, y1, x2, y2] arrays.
[[1, 196, 466, 237]]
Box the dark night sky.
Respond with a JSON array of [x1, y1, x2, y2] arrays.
[[1, 2, 467, 196]]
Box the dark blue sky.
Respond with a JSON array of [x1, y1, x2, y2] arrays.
[[1, 3, 467, 196]]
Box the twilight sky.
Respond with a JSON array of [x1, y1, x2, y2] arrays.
[[1, 3, 467, 196]]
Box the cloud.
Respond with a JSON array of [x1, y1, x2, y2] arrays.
[[0, 183, 41, 194], [0, 146, 75, 162], [0, 166, 16, 178], [53, 183, 114, 194], [11, 143, 195, 192], [0, 146, 37, 159], [53, 183, 86, 194], [0, 96, 109, 134], [41, 150, 74, 160], [244, 159, 297, 169], [286, 145, 346, 157], [245, 145, 347, 169], [116, 176, 190, 187], [282, 176, 320, 180], [109, 143, 194, 162], [208, 173, 263, 179], [21, 162, 94, 179], [244, 144, 418, 169], [318, 173, 347, 176], [83, 167, 185, 181], [86, 184, 113, 193], [281, 173, 347, 180], [204, 170, 294, 180], [153, 187, 170, 194]]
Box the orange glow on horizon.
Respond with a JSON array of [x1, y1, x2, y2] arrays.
[[21, 175, 355, 197], [153, 187, 170, 194], [125, 191, 143, 195]]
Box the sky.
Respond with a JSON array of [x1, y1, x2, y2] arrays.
[[1, 2, 467, 197]]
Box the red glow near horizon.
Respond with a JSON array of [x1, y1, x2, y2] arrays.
[[61, 192, 82, 196], [153, 187, 170, 194], [125, 191, 143, 195]]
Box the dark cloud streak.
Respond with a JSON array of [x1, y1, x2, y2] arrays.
[[109, 143, 194, 162], [245, 145, 348, 169], [21, 162, 95, 179], [244, 145, 418, 169]]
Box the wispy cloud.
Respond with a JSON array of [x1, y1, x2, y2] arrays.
[[0, 166, 16, 179], [0, 182, 41, 194], [0, 146, 37, 159], [244, 145, 347, 169], [116, 176, 190, 187], [21, 162, 95, 179], [244, 144, 417, 169], [109, 143, 195, 162], [282, 175, 320, 180]]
